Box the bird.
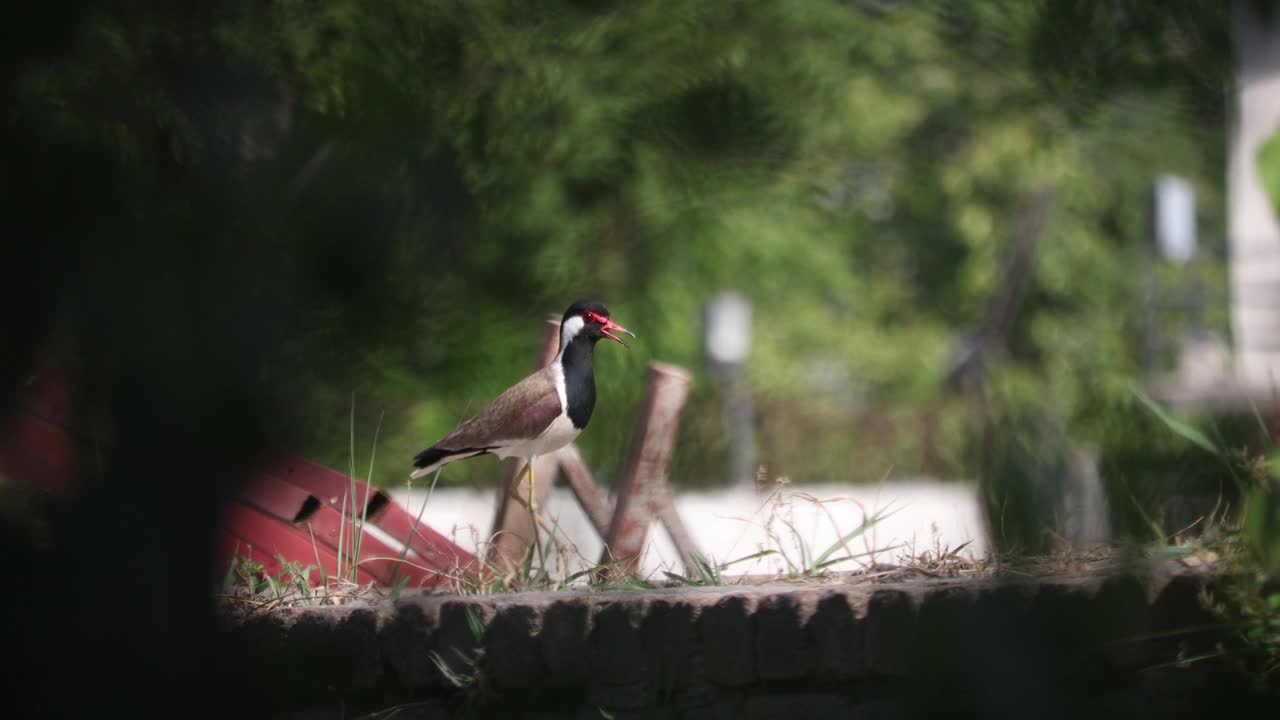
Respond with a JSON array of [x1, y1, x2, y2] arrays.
[[408, 300, 635, 519]]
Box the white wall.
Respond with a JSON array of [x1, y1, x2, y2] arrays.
[[390, 478, 986, 582], [1229, 1, 1280, 383]]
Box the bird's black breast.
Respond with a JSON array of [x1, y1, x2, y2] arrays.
[[561, 339, 596, 430], [565, 373, 595, 429]]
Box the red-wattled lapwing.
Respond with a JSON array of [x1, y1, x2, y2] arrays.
[[409, 300, 634, 518]]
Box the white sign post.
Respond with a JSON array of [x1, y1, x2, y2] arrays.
[[1154, 174, 1197, 266], [704, 291, 755, 490]]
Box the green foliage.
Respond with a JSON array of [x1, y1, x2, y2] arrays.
[[1133, 387, 1220, 455], [11, 1, 1236, 495], [223, 552, 325, 606], [1091, 388, 1280, 688], [430, 606, 488, 690], [1243, 416, 1280, 577], [661, 550, 776, 587], [1094, 388, 1259, 543], [1261, 126, 1280, 216], [1127, 388, 1280, 574], [1212, 573, 1280, 688], [1245, 480, 1280, 577], [979, 382, 1077, 556]]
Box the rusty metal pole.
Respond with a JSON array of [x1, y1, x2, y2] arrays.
[[598, 361, 699, 575], [485, 316, 563, 573]]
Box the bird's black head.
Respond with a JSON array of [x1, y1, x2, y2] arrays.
[[560, 299, 635, 348], [562, 299, 609, 325]]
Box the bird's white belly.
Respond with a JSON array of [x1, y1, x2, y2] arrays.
[[495, 412, 582, 460]]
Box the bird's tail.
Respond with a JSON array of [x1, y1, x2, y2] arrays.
[[410, 445, 489, 480], [414, 456, 450, 479]]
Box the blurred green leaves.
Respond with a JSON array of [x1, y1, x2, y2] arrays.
[[1245, 481, 1280, 577], [12, 1, 1237, 493], [1260, 126, 1280, 216], [1132, 387, 1219, 455], [1130, 384, 1280, 577]]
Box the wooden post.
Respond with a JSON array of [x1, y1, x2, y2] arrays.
[[599, 361, 700, 575], [557, 444, 613, 538]]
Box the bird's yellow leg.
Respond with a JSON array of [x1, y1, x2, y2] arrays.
[[508, 461, 532, 507], [528, 457, 539, 516], [505, 457, 546, 573], [527, 456, 546, 572]]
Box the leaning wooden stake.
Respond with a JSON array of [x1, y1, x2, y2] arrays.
[[598, 361, 700, 576], [557, 443, 613, 538]]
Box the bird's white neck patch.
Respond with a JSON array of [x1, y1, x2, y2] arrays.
[[557, 315, 585, 356]]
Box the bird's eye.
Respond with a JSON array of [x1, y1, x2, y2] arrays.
[[584, 312, 597, 324]]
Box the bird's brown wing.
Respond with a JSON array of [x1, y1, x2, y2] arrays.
[[432, 366, 562, 452]]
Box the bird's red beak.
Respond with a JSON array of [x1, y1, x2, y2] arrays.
[[601, 318, 636, 348]]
